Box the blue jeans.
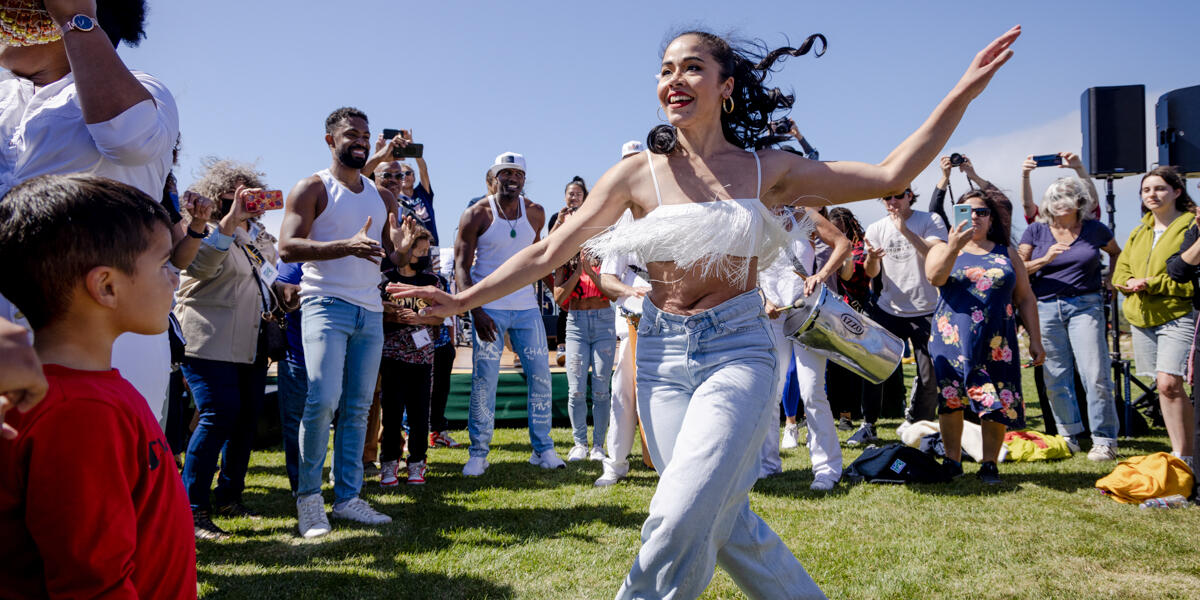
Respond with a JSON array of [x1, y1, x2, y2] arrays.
[[297, 296, 384, 504], [617, 290, 824, 600], [1037, 293, 1119, 445], [180, 356, 266, 512], [565, 306, 617, 447], [277, 358, 307, 494], [469, 307, 553, 457]]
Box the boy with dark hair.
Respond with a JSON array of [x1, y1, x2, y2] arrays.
[[0, 174, 197, 598]]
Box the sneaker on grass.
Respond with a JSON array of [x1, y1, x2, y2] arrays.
[[566, 444, 588, 462], [846, 423, 880, 447], [594, 462, 628, 487], [780, 423, 801, 449], [531, 448, 566, 469], [380, 460, 400, 487], [1063, 436, 1082, 454], [193, 510, 229, 541], [809, 475, 838, 491], [296, 494, 331, 539], [1087, 444, 1118, 461], [407, 460, 427, 485], [836, 417, 855, 431], [434, 430, 462, 448], [462, 456, 489, 477], [589, 446, 606, 461], [214, 501, 260, 519], [331, 497, 392, 525], [977, 461, 1002, 485]]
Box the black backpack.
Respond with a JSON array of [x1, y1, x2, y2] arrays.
[[844, 443, 949, 484]]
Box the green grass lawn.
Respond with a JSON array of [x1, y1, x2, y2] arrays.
[[197, 366, 1200, 599]]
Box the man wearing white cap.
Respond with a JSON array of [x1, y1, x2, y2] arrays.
[[454, 152, 563, 475]]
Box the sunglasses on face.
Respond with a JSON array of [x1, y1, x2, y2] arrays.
[[971, 207, 992, 217], [882, 191, 911, 201], [379, 172, 414, 180]]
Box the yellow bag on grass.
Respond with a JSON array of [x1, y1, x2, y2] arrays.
[[1095, 452, 1195, 504], [1002, 430, 1072, 462]]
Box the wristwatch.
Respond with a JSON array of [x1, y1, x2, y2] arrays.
[[61, 14, 97, 35]]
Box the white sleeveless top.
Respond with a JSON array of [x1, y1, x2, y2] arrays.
[[471, 195, 538, 311], [583, 150, 789, 287], [300, 169, 388, 312]]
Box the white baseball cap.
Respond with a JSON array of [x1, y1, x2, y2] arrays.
[[621, 140, 645, 158], [488, 151, 526, 179]]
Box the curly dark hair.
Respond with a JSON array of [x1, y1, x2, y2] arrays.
[[827, 207, 865, 244], [325, 107, 368, 134], [646, 31, 826, 154], [96, 0, 148, 47]]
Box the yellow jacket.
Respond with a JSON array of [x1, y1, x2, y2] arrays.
[[1112, 211, 1195, 328]]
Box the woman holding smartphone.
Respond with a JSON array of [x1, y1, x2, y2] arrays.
[[926, 189, 1044, 484], [392, 26, 1019, 599]]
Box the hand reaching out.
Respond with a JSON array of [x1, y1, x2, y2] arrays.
[[955, 25, 1020, 101], [344, 216, 385, 264]]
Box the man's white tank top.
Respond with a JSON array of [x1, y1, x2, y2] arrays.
[[299, 169, 387, 312], [470, 195, 538, 311]]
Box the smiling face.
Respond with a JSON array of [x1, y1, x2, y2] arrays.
[[328, 116, 371, 169], [564, 183, 585, 209], [1141, 175, 1182, 214], [495, 168, 525, 199], [657, 34, 733, 130], [374, 161, 405, 196]]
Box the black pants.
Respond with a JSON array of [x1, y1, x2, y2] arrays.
[[430, 343, 456, 433], [870, 309, 939, 423], [827, 361, 868, 421], [380, 358, 433, 464]]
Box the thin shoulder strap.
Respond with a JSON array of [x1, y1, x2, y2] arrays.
[[644, 151, 663, 206], [752, 149, 762, 200]]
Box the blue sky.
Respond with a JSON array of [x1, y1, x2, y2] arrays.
[[121, 1, 1199, 246]]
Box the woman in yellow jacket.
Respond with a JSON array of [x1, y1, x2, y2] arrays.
[[1112, 166, 1195, 469]]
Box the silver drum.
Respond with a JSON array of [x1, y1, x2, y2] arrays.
[[782, 284, 903, 384]]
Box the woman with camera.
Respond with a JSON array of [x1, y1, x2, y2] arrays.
[[1116, 166, 1195, 470], [393, 26, 1019, 598], [175, 159, 297, 540], [552, 179, 617, 462], [1017, 177, 1121, 460], [926, 188, 1044, 484]]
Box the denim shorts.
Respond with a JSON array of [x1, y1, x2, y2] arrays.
[[1131, 312, 1196, 377]]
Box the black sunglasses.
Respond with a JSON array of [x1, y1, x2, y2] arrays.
[[971, 207, 992, 217], [882, 190, 911, 201], [379, 172, 414, 180]]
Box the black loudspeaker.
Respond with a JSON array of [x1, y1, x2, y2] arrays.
[[1081, 85, 1146, 178], [1157, 85, 1200, 176]]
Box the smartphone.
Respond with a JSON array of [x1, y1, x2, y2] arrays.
[[244, 189, 284, 212], [381, 128, 423, 159], [1033, 154, 1063, 167], [953, 203, 972, 228]]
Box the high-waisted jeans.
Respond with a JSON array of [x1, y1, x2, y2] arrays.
[[1037, 293, 1119, 445], [616, 289, 825, 600], [566, 306, 617, 448]]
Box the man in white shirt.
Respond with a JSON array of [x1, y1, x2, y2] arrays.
[[0, 1, 179, 421], [863, 187, 948, 438]]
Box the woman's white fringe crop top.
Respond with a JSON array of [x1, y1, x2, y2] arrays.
[[583, 150, 791, 287]]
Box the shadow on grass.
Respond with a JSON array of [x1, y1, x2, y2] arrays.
[[198, 565, 514, 599]]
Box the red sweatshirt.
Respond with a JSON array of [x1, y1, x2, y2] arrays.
[[0, 365, 197, 599]]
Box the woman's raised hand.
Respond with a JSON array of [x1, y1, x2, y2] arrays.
[[956, 25, 1020, 101], [386, 283, 463, 319]]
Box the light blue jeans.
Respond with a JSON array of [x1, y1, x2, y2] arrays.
[[1037, 293, 1119, 446], [297, 296, 383, 504], [469, 307, 554, 457], [566, 306, 617, 447], [616, 290, 825, 600]]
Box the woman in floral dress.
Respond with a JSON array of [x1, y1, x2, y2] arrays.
[[925, 189, 1045, 484]]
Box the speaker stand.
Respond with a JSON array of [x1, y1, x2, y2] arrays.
[[1105, 177, 1159, 439]]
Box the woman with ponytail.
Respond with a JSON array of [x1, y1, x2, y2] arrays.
[[393, 26, 1021, 599]]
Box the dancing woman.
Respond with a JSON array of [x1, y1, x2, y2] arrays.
[[394, 26, 1020, 600]]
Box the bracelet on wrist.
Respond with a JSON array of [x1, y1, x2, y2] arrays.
[[186, 226, 209, 239]]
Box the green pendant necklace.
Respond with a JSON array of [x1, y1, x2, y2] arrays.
[[495, 196, 518, 238]]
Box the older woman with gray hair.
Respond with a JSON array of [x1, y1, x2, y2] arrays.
[[1017, 175, 1122, 460]]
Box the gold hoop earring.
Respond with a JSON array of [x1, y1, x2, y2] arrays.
[[722, 96, 735, 114], [657, 106, 666, 122]]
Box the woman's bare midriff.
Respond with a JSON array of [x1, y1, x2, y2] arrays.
[[645, 256, 759, 315], [568, 296, 611, 311]]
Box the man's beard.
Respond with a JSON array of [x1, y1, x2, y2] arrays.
[[338, 146, 367, 169]]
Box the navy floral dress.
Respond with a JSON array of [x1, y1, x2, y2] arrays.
[[930, 244, 1025, 428]]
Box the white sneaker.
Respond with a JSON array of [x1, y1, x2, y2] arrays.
[[566, 444, 588, 462], [380, 460, 400, 487], [781, 424, 801, 449], [1063, 436, 1082, 454], [296, 494, 331, 539], [810, 475, 838, 491], [331, 497, 391, 525], [589, 446, 606, 461], [594, 463, 628, 487], [531, 448, 566, 469], [1087, 444, 1118, 461], [462, 456, 489, 477]]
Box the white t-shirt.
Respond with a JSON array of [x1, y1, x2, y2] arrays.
[[865, 210, 948, 317]]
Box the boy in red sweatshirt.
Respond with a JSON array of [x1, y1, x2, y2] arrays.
[[0, 175, 197, 598]]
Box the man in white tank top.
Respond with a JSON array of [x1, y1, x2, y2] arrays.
[[277, 107, 418, 538], [453, 152, 563, 476]]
